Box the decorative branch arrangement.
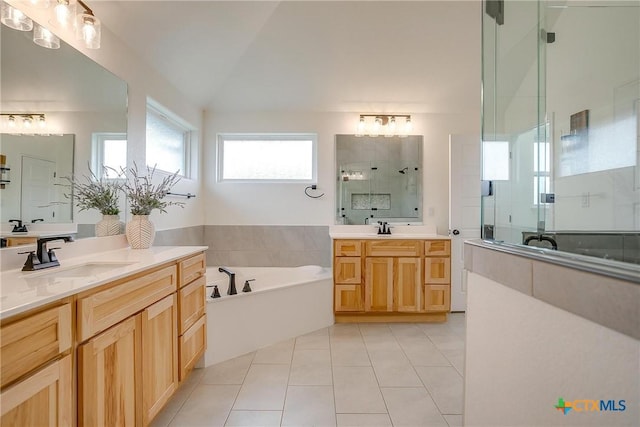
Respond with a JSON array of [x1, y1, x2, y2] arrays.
[[119, 163, 185, 215], [61, 166, 123, 215]]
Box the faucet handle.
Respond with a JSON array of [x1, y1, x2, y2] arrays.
[[18, 251, 39, 271]]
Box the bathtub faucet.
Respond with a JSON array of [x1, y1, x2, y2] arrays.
[[218, 267, 237, 295]]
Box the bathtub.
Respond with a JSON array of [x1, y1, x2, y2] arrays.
[[203, 265, 334, 366]]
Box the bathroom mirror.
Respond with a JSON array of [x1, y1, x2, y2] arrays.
[[335, 135, 422, 225], [0, 20, 128, 227]]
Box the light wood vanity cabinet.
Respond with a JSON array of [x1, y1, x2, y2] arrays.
[[0, 250, 207, 427], [0, 301, 73, 427], [333, 239, 450, 322]]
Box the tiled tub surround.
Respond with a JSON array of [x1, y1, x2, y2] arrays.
[[204, 266, 334, 366], [204, 225, 331, 268], [464, 240, 640, 426]]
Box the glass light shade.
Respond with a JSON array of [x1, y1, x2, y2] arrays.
[[385, 117, 396, 137], [370, 117, 382, 137], [38, 115, 46, 128], [7, 115, 16, 128], [404, 117, 412, 133], [22, 116, 32, 129], [51, 0, 76, 29], [356, 117, 366, 136], [1, 2, 33, 31], [33, 23, 60, 49], [76, 12, 100, 49]]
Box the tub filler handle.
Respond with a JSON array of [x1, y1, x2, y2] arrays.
[[243, 279, 255, 293]]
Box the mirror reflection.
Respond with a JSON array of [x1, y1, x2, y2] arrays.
[[336, 135, 422, 225], [0, 20, 128, 228]]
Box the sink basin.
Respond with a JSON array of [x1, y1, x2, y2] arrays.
[[28, 262, 136, 278]]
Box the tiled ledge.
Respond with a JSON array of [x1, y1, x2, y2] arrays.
[[464, 240, 640, 340]]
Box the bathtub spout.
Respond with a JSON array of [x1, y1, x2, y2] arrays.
[[218, 267, 237, 295]]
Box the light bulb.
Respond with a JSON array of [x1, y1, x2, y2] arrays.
[[23, 116, 32, 129], [27, 0, 51, 9], [385, 117, 396, 137], [38, 115, 46, 128], [8, 115, 16, 128], [404, 117, 412, 134], [356, 117, 366, 136], [370, 117, 382, 137], [52, 0, 75, 28]]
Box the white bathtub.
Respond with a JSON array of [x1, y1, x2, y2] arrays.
[[203, 265, 334, 366]]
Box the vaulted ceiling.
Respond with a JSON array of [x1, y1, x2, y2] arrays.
[[92, 1, 481, 114]]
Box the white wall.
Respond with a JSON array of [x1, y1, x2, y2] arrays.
[[7, 1, 205, 233], [204, 111, 479, 233], [465, 272, 639, 426]]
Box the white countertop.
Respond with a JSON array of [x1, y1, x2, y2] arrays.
[[0, 245, 208, 320], [329, 225, 450, 240]]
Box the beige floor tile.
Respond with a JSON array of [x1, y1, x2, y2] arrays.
[[415, 366, 464, 415], [331, 344, 371, 367], [362, 335, 402, 351], [329, 323, 361, 337], [399, 340, 452, 367], [368, 348, 422, 387], [149, 408, 176, 427], [295, 332, 330, 350], [169, 384, 240, 427], [333, 366, 387, 414], [444, 414, 463, 427], [388, 323, 426, 338], [441, 349, 465, 376], [153, 367, 203, 420], [289, 349, 333, 386], [225, 410, 282, 426], [233, 364, 290, 410], [281, 385, 336, 426], [381, 387, 448, 427], [358, 323, 394, 338], [336, 413, 393, 426], [201, 353, 255, 385], [426, 333, 465, 351], [252, 339, 295, 364]]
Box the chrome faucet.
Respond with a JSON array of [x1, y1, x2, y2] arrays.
[[20, 235, 74, 271], [218, 267, 237, 295]]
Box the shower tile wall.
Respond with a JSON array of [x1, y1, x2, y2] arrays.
[[204, 225, 331, 267]]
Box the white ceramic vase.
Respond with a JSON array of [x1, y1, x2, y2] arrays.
[[125, 215, 155, 249], [95, 214, 123, 237]]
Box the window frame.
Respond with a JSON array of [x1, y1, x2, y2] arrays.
[[92, 132, 127, 180], [217, 133, 318, 183], [146, 98, 194, 179]]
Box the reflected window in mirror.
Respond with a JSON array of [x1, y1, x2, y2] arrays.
[[93, 132, 127, 179], [146, 98, 194, 178]]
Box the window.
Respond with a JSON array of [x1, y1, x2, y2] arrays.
[[146, 99, 193, 177], [218, 134, 317, 182], [482, 140, 510, 181], [92, 133, 127, 179], [533, 141, 551, 205]]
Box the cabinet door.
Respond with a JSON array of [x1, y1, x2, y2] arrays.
[[179, 276, 206, 334], [425, 240, 451, 256], [365, 257, 394, 312], [142, 294, 178, 425], [424, 257, 451, 284], [395, 258, 422, 312], [78, 316, 141, 427], [179, 315, 206, 381], [0, 355, 72, 427], [424, 285, 450, 312], [334, 284, 364, 312], [334, 257, 362, 284], [334, 240, 362, 256]]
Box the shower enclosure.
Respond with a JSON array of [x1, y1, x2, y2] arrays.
[[482, 0, 640, 264]]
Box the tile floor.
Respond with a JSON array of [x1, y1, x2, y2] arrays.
[[152, 314, 465, 427]]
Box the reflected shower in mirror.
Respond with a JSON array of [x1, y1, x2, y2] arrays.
[[336, 135, 422, 225]]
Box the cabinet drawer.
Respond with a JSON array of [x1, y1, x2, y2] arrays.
[[425, 240, 451, 256], [1, 303, 72, 388], [424, 285, 450, 312], [78, 264, 178, 342], [179, 275, 206, 334], [365, 240, 422, 257], [0, 354, 72, 426], [178, 253, 206, 288], [334, 284, 363, 312], [334, 257, 362, 284], [179, 315, 206, 381], [424, 257, 451, 284], [334, 240, 362, 256]]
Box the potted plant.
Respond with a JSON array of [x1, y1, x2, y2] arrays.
[[63, 167, 123, 237], [121, 163, 184, 249]]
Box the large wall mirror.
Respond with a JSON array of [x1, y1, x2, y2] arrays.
[[0, 21, 128, 228], [336, 135, 423, 225]]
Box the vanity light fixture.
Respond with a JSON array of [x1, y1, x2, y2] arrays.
[[355, 114, 412, 138], [52, 0, 76, 29], [1, 113, 47, 132], [1, 1, 33, 31]]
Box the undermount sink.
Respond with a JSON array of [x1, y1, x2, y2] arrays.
[[28, 262, 136, 278]]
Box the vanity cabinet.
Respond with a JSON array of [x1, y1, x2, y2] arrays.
[[0, 301, 73, 427], [333, 239, 450, 322]]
